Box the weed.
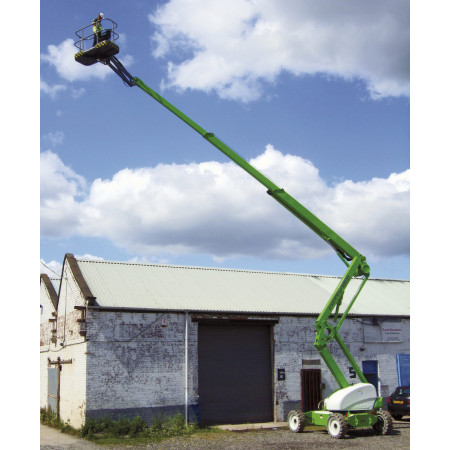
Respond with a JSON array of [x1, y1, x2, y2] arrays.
[[40, 407, 77, 436], [76, 412, 198, 444]]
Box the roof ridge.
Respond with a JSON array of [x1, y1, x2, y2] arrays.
[[76, 258, 346, 278], [75, 258, 409, 282]]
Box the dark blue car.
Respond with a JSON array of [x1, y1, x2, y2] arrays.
[[388, 386, 410, 420]]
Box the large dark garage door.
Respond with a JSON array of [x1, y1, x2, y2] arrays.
[[198, 323, 273, 425]]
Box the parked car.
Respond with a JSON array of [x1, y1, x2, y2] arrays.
[[388, 386, 410, 420]]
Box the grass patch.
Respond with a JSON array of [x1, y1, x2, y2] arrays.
[[80, 413, 205, 445], [40, 407, 78, 436], [41, 409, 215, 446]]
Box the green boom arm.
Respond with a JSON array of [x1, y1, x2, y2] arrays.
[[74, 24, 371, 389], [132, 77, 370, 388]]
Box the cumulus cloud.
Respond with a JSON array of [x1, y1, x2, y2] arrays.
[[41, 39, 110, 82], [40, 38, 135, 83], [40, 151, 87, 237], [40, 147, 409, 261], [149, 0, 409, 101]]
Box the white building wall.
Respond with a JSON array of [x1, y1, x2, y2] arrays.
[[40, 262, 88, 428], [40, 278, 58, 410], [40, 281, 56, 348], [40, 351, 50, 409], [41, 344, 88, 428], [56, 263, 87, 346], [85, 310, 197, 423]]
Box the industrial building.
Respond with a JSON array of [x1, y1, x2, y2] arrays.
[[40, 253, 410, 429]]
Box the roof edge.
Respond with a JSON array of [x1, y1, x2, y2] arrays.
[[40, 273, 58, 310], [86, 305, 409, 318], [64, 253, 96, 305]]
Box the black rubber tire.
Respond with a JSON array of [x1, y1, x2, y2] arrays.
[[288, 410, 306, 433], [373, 410, 393, 435], [327, 413, 348, 439]]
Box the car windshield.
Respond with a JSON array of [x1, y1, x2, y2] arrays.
[[396, 387, 410, 395]]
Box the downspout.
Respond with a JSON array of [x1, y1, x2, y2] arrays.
[[184, 311, 189, 427]]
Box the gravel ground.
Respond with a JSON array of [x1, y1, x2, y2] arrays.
[[140, 419, 410, 449], [41, 419, 410, 449]]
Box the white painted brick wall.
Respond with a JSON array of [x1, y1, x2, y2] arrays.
[[85, 311, 197, 420], [40, 343, 87, 429], [56, 263, 87, 346], [40, 282, 56, 348], [40, 262, 89, 428], [40, 351, 50, 409]]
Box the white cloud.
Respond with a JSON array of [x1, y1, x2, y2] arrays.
[[149, 0, 409, 101], [40, 259, 62, 278], [40, 151, 87, 237], [41, 38, 135, 83], [42, 131, 65, 147], [41, 39, 111, 82], [40, 79, 67, 99], [40, 146, 409, 261], [40, 254, 105, 277]]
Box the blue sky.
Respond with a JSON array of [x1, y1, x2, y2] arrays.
[[39, 0, 410, 280]]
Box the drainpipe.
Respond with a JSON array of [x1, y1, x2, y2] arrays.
[[184, 311, 189, 427]]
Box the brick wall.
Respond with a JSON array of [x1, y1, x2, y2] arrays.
[[40, 262, 88, 428], [85, 310, 198, 423], [40, 281, 56, 348]]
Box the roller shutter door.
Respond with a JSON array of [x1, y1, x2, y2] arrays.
[[198, 323, 273, 425]]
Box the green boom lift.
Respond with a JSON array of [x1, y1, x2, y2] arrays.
[[74, 20, 393, 439]]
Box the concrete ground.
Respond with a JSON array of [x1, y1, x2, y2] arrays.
[[216, 421, 288, 431], [40, 424, 98, 449]]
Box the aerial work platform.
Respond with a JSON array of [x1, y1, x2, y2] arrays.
[[74, 18, 120, 66], [75, 40, 119, 66]]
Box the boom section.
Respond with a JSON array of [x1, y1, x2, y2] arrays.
[[133, 78, 369, 275]]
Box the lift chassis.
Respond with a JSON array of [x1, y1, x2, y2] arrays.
[[74, 20, 393, 439]]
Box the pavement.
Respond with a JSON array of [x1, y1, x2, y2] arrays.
[[216, 421, 288, 431], [40, 424, 98, 449]]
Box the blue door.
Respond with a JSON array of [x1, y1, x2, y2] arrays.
[[362, 360, 378, 394], [396, 354, 410, 386]]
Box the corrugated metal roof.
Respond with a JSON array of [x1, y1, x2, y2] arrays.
[[77, 259, 409, 316]]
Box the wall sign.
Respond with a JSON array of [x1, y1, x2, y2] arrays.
[[364, 320, 403, 343], [277, 368, 286, 381], [381, 321, 402, 342]]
